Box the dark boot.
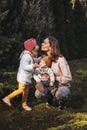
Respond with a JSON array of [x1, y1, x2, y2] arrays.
[[51, 96, 57, 107], [44, 89, 53, 106], [58, 97, 67, 110]]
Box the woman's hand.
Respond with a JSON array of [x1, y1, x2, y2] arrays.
[[51, 88, 57, 96]]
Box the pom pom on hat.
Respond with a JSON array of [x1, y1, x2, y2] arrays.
[[24, 38, 37, 51]]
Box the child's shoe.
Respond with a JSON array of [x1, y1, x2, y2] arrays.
[[22, 105, 32, 111], [46, 102, 51, 108], [2, 96, 11, 106]]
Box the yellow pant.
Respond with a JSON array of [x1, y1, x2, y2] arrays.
[[8, 83, 29, 106]]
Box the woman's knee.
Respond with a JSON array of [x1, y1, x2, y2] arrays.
[[35, 84, 45, 93], [55, 87, 70, 100], [35, 90, 44, 99]]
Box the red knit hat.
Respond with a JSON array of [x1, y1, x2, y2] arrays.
[[24, 38, 37, 51]]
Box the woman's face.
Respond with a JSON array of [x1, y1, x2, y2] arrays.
[[41, 38, 51, 52]]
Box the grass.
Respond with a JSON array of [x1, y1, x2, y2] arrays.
[[0, 59, 87, 130]]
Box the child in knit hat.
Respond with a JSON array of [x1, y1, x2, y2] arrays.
[[33, 56, 56, 106], [2, 38, 39, 111]]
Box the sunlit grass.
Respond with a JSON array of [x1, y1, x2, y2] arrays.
[[0, 59, 87, 130], [47, 112, 87, 130]]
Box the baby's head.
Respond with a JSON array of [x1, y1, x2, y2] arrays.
[[40, 56, 52, 68], [24, 38, 39, 57]]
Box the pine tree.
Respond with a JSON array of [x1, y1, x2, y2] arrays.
[[1, 0, 23, 35], [51, 0, 73, 58], [22, 0, 55, 43], [73, 0, 87, 58]]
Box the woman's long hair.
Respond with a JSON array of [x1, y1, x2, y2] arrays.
[[48, 36, 62, 61]]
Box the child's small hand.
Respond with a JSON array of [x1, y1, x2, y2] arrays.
[[33, 75, 41, 82], [33, 63, 39, 68], [50, 82, 54, 87]]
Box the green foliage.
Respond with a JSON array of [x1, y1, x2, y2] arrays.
[[0, 36, 22, 69], [22, 0, 55, 41], [0, 0, 87, 66], [0, 10, 9, 20], [0, 71, 17, 98], [47, 112, 87, 130], [0, 9, 9, 33]]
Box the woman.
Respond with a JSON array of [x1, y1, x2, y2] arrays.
[[35, 36, 72, 109]]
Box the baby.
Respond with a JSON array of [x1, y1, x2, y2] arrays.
[[34, 56, 56, 105]]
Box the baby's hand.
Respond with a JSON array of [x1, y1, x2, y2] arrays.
[[33, 75, 41, 82], [50, 82, 54, 87], [33, 63, 39, 68]]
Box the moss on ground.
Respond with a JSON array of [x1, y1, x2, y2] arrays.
[[0, 59, 87, 130]]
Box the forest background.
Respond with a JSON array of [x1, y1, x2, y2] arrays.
[[0, 0, 87, 69], [0, 1, 87, 130]]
